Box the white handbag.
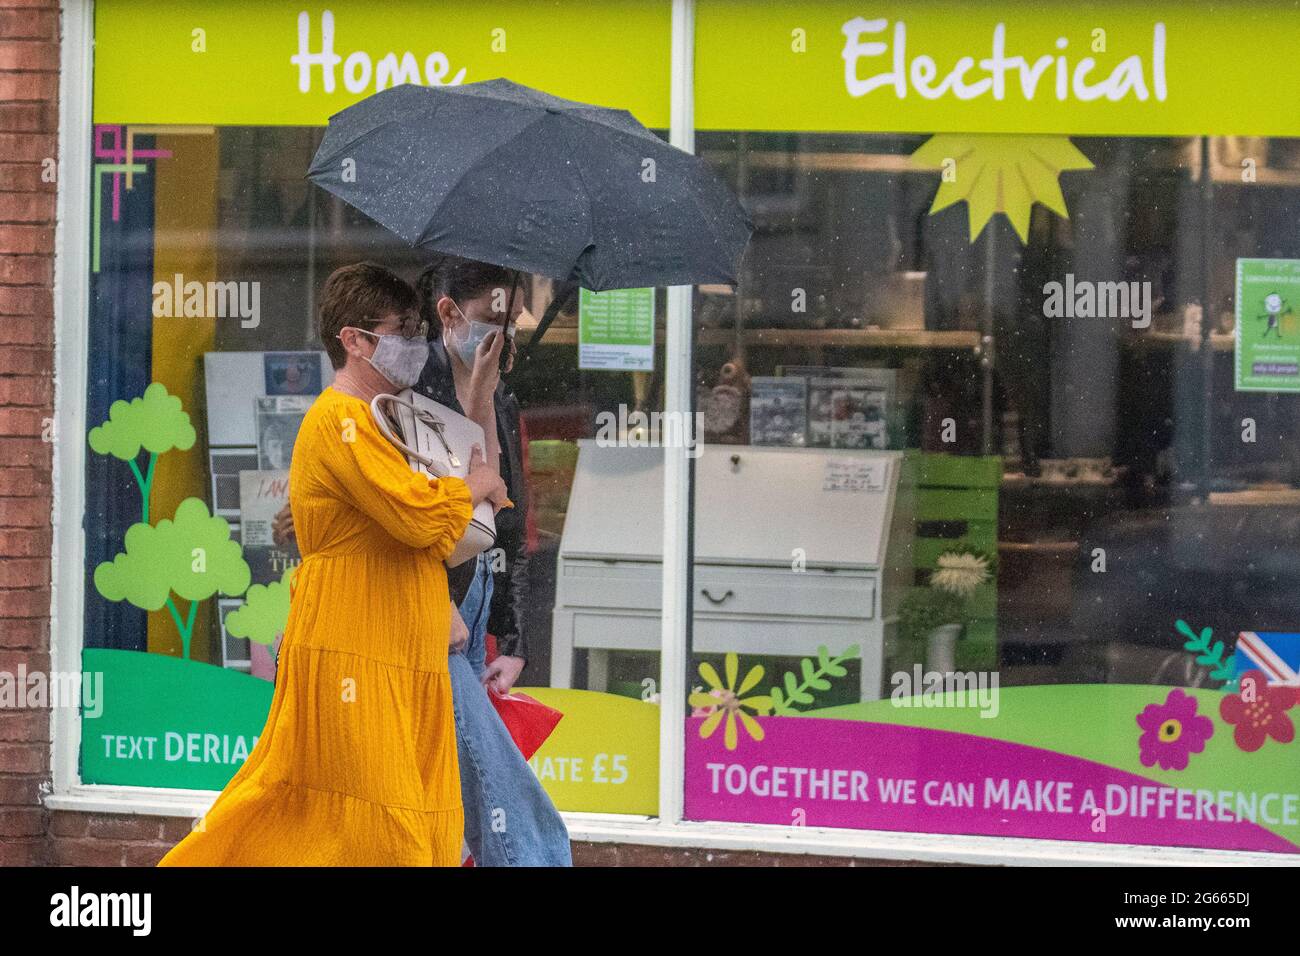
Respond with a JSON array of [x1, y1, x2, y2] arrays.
[[369, 389, 496, 567]]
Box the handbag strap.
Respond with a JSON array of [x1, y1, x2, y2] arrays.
[[369, 393, 453, 476]]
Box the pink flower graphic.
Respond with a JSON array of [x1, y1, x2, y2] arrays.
[[1136, 688, 1214, 771], [1220, 669, 1296, 753]]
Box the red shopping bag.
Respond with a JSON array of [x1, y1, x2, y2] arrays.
[[487, 689, 563, 760]]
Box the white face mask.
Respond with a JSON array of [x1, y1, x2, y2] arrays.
[[352, 329, 429, 388], [446, 300, 511, 368]]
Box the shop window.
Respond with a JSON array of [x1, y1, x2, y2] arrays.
[[663, 129, 1300, 854]]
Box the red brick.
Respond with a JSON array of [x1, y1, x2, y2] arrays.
[[0, 773, 42, 804], [0, 589, 50, 618], [0, 165, 53, 193], [0, 41, 56, 71], [0, 225, 51, 254], [0, 497, 50, 528], [0, 346, 51, 374], [570, 842, 619, 866], [87, 814, 163, 842], [0, 72, 56, 103], [0, 467, 50, 496], [47, 810, 86, 838], [0, 253, 50, 284], [0, 0, 60, 9], [0, 375, 52, 405], [0, 8, 57, 39], [159, 816, 199, 842], [0, 404, 46, 431], [124, 842, 173, 866], [0, 806, 41, 837], [0, 838, 43, 865], [0, 616, 48, 647], [0, 192, 52, 223], [0, 526, 51, 558], [49, 837, 125, 867], [0, 316, 52, 347], [0, 557, 47, 588], [0, 710, 50, 743], [0, 436, 51, 468], [0, 285, 51, 314], [0, 649, 47, 671], [0, 741, 44, 773], [0, 101, 50, 132], [0, 406, 47, 436]]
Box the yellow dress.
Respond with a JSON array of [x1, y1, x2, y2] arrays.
[[159, 386, 474, 866]]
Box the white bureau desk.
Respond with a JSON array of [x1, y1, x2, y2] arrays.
[[550, 442, 915, 702]]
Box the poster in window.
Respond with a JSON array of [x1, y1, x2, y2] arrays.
[[238, 469, 298, 586], [255, 396, 313, 469], [1235, 258, 1300, 392]]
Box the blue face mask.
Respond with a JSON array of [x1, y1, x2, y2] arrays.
[[446, 300, 510, 368]]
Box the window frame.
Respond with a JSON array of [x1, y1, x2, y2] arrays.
[[46, 0, 1296, 867]]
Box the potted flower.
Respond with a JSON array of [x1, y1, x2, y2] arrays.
[[898, 547, 994, 674]]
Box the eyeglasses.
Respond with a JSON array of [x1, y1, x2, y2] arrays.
[[368, 316, 431, 340]]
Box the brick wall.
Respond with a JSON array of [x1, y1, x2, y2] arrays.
[[42, 819, 914, 867], [0, 0, 57, 869]]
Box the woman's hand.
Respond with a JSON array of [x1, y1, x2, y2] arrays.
[[464, 328, 505, 420], [449, 605, 469, 655], [463, 444, 509, 511], [482, 654, 525, 695]]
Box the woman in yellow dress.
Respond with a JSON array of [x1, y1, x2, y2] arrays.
[[159, 262, 507, 866]]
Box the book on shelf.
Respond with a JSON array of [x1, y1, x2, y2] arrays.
[[749, 376, 808, 447], [779, 366, 896, 450]]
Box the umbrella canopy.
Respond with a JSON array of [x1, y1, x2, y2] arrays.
[[306, 79, 752, 292]]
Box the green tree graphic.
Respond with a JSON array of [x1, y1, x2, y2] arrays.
[[225, 566, 296, 650], [88, 381, 196, 522], [94, 497, 251, 659]]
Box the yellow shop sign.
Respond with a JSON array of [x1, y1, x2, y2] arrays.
[[696, 1, 1300, 136], [93, 0, 671, 127]]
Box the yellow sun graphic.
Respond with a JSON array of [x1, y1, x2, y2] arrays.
[[690, 653, 771, 750], [910, 134, 1094, 244]]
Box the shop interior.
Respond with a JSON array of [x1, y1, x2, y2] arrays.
[[85, 126, 1300, 704]]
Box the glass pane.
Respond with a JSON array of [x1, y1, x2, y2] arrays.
[[82, 124, 665, 821], [683, 129, 1300, 856]]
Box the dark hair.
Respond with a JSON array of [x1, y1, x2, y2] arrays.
[[416, 254, 517, 336], [318, 262, 419, 370]]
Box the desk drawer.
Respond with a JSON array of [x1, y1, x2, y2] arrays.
[[559, 562, 662, 610], [559, 561, 875, 620], [696, 566, 875, 619]]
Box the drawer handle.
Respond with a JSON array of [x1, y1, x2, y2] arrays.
[[701, 588, 734, 606]]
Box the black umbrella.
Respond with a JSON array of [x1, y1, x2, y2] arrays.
[[306, 79, 752, 294]]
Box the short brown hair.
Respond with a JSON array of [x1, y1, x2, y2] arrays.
[[318, 262, 419, 369]]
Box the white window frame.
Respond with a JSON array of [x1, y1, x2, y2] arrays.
[[45, 0, 1293, 867]]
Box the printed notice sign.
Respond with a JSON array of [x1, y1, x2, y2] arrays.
[[823, 456, 886, 493], [1235, 259, 1300, 392], [579, 287, 655, 371]]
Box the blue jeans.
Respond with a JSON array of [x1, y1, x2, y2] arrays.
[[450, 554, 572, 866]]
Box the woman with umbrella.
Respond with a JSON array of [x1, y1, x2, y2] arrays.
[[416, 253, 573, 866], [160, 262, 508, 866]]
